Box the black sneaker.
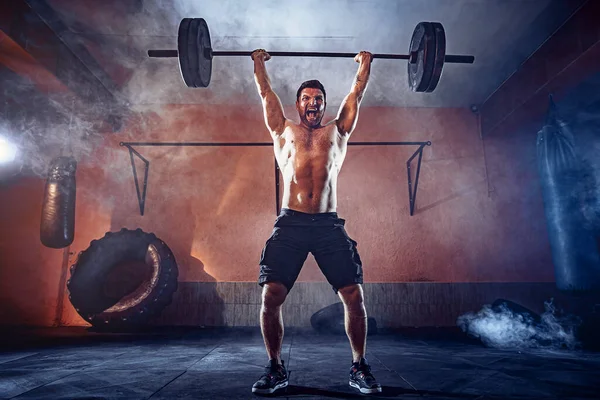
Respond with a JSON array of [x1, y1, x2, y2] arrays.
[[349, 357, 382, 394], [252, 359, 289, 394]]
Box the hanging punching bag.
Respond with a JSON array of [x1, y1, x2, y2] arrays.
[[536, 96, 600, 292], [40, 156, 77, 249]]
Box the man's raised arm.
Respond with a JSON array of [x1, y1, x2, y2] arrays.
[[336, 51, 373, 137], [252, 49, 287, 139]]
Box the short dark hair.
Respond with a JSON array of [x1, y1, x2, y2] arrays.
[[296, 80, 326, 102]]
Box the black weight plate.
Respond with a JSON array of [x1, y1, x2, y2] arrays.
[[177, 18, 193, 87], [178, 18, 212, 88], [426, 22, 445, 92], [196, 18, 212, 87], [408, 22, 443, 93]]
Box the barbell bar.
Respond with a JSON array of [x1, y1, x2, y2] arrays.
[[147, 18, 475, 92], [148, 49, 474, 65]]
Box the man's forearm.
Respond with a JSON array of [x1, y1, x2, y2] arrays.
[[351, 61, 371, 99], [254, 59, 273, 97]]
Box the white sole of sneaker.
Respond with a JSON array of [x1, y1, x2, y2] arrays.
[[252, 380, 288, 394], [349, 380, 382, 394]]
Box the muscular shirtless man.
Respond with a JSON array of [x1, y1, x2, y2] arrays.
[[251, 48, 381, 395]]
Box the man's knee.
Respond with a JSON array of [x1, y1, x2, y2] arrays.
[[338, 284, 365, 311], [262, 282, 288, 310]]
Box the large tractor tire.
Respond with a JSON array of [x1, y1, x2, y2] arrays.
[[67, 228, 178, 329]]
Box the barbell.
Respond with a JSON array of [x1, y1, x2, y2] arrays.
[[148, 18, 475, 92]]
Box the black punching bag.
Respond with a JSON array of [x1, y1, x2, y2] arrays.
[[536, 96, 600, 292], [40, 156, 77, 248]]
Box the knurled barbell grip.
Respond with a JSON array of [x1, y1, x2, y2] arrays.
[[148, 50, 179, 57], [147, 49, 475, 64]]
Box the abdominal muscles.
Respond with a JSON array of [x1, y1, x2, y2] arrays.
[[281, 152, 339, 213]]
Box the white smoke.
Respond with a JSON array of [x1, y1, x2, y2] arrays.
[[128, 0, 414, 107], [457, 299, 581, 350], [0, 76, 107, 181]]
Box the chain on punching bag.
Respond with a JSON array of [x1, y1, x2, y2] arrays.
[[40, 156, 77, 248], [536, 95, 600, 292]]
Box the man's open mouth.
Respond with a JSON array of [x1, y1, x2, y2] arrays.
[[307, 109, 318, 118]]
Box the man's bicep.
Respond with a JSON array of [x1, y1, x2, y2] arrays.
[[336, 92, 360, 135], [262, 90, 287, 135]]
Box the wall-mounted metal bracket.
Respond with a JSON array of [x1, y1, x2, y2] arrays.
[[121, 143, 150, 215], [407, 142, 429, 216], [119, 140, 431, 216]]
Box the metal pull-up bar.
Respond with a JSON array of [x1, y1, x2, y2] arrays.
[[119, 140, 431, 216]]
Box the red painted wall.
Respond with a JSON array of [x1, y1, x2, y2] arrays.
[[1, 102, 556, 326]]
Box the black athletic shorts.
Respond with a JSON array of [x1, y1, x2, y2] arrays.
[[258, 208, 363, 293]]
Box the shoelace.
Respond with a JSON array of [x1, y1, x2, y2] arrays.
[[263, 365, 284, 380], [353, 363, 371, 372], [353, 363, 374, 379]]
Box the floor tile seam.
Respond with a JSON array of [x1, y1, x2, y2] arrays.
[[6, 369, 81, 400], [141, 341, 222, 398], [179, 343, 222, 370], [77, 352, 131, 371], [452, 356, 504, 370], [369, 353, 417, 392], [0, 354, 41, 367], [445, 370, 503, 393], [145, 370, 187, 400], [286, 329, 295, 370]]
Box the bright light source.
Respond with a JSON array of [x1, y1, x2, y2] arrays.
[[0, 136, 18, 164]]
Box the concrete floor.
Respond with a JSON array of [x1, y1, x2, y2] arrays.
[[0, 327, 599, 399]]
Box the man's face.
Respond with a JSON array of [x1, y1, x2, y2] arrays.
[[296, 88, 325, 128]]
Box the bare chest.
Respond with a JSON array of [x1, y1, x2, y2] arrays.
[[285, 125, 341, 155], [274, 123, 348, 174]]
